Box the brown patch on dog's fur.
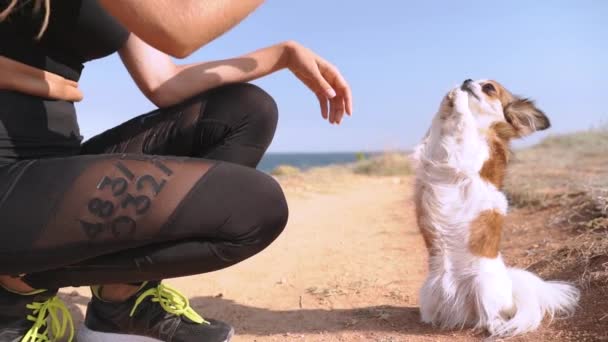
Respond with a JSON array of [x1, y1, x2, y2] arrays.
[[479, 122, 517, 188], [473, 83, 549, 258], [491, 121, 519, 141], [415, 183, 437, 255], [468, 210, 504, 258], [479, 138, 508, 188]]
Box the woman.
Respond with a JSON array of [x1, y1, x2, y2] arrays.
[[0, 0, 352, 341]]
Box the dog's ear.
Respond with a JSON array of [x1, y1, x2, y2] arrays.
[[503, 98, 550, 137]]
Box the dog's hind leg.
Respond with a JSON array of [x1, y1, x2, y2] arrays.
[[419, 276, 440, 324], [474, 256, 515, 334]]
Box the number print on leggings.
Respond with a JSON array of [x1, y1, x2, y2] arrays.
[[88, 198, 115, 218], [80, 159, 174, 240], [122, 194, 152, 215], [137, 175, 166, 195], [97, 176, 128, 196], [111, 216, 137, 238]]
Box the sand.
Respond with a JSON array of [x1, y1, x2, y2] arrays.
[[60, 172, 599, 341]]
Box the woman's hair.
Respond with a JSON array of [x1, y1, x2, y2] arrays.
[[0, 0, 50, 39]]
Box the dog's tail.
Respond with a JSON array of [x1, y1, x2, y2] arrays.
[[491, 268, 579, 336]]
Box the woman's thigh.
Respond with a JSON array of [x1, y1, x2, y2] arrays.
[[0, 153, 287, 276], [80, 83, 278, 168]]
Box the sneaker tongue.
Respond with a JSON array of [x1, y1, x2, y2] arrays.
[[130, 292, 170, 327], [138, 281, 161, 293]]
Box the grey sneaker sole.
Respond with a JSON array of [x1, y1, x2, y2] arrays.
[[76, 324, 234, 342]]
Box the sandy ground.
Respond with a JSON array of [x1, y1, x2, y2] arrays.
[[60, 172, 602, 341]]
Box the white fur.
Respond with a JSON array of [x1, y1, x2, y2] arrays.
[[413, 85, 579, 337]]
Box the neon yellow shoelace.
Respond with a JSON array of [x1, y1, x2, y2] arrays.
[[21, 296, 74, 342], [130, 284, 209, 325]]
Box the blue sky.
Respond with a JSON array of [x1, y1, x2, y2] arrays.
[[77, 0, 607, 152]]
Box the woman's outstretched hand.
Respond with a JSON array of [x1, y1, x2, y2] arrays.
[[284, 41, 352, 124], [118, 37, 351, 118]]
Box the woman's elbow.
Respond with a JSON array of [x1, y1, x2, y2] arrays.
[[152, 38, 197, 59], [166, 40, 199, 59], [152, 30, 213, 59], [147, 89, 175, 108]]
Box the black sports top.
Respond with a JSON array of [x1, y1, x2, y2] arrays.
[[0, 0, 130, 163], [0, 0, 129, 81]]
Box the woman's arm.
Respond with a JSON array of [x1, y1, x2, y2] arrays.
[[99, 0, 264, 58], [119, 34, 288, 108], [120, 35, 352, 124], [0, 56, 83, 101]]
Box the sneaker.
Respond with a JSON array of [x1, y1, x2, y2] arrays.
[[78, 281, 234, 342], [0, 285, 74, 342]]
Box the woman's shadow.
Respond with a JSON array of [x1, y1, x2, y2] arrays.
[[188, 295, 433, 336], [60, 292, 439, 336]]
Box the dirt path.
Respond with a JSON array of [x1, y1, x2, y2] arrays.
[[60, 174, 579, 341]]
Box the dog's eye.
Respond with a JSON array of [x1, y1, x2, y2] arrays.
[[482, 83, 496, 94]]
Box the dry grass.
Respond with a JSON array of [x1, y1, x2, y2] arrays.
[[271, 152, 412, 180], [505, 128, 608, 287], [506, 128, 608, 208], [351, 152, 412, 176], [270, 164, 301, 176]]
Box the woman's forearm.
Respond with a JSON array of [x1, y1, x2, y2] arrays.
[[0, 56, 83, 101], [151, 42, 292, 108], [99, 0, 264, 58]]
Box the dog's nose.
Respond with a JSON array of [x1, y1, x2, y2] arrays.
[[461, 79, 473, 91], [463, 79, 473, 85]]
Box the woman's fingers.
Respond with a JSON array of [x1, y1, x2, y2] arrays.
[[328, 98, 335, 124], [43, 71, 83, 101], [2, 55, 84, 102], [330, 96, 346, 124], [287, 44, 351, 124], [15, 71, 83, 102], [317, 92, 329, 120], [61, 85, 84, 102], [335, 98, 346, 124], [311, 68, 336, 99], [340, 81, 353, 116], [48, 82, 83, 102], [314, 68, 347, 124], [319, 60, 352, 116]]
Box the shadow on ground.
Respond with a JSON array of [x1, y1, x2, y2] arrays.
[[61, 292, 452, 337], [189, 295, 433, 336]]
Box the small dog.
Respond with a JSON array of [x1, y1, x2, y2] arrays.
[[412, 79, 579, 337]]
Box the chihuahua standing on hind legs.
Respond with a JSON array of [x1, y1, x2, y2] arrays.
[[412, 79, 580, 337]]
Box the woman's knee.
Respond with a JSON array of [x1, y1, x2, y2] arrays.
[[172, 162, 288, 245], [249, 170, 289, 244], [205, 83, 279, 146], [228, 165, 289, 248]]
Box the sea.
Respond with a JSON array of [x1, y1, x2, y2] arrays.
[[258, 152, 369, 173]]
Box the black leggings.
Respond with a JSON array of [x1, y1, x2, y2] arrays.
[[0, 83, 289, 289]]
